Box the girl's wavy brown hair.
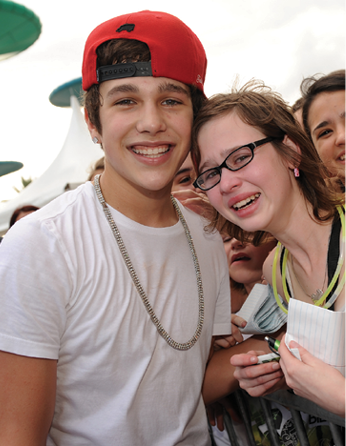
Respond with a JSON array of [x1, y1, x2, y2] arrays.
[[191, 80, 344, 244]]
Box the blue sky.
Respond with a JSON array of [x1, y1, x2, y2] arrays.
[[0, 0, 344, 201]]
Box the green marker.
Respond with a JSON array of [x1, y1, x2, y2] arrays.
[[265, 336, 280, 352]]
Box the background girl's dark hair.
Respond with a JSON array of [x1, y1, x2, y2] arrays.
[[300, 69, 345, 138], [9, 205, 39, 228]]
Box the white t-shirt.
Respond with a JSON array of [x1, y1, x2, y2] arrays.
[[0, 182, 231, 446]]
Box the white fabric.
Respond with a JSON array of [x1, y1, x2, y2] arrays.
[[0, 182, 231, 446]]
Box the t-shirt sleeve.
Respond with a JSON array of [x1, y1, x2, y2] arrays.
[[0, 218, 73, 359], [212, 249, 232, 336]]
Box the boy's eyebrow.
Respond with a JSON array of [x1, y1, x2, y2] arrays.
[[158, 82, 190, 97], [104, 81, 190, 99], [106, 83, 139, 98]]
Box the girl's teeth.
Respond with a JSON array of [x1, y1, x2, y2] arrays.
[[233, 193, 260, 210]]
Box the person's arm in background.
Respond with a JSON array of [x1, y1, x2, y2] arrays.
[[171, 189, 214, 218], [203, 334, 285, 405], [0, 351, 57, 445]]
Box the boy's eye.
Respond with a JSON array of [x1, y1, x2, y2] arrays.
[[115, 99, 135, 106], [162, 99, 180, 106]]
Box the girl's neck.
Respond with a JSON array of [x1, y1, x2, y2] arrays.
[[271, 201, 332, 274]]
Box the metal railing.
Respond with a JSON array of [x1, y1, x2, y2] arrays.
[[210, 389, 345, 446]]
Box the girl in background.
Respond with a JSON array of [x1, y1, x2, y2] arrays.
[[301, 69, 345, 189]]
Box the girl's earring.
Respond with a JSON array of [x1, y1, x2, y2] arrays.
[[92, 137, 99, 144], [294, 168, 300, 178]]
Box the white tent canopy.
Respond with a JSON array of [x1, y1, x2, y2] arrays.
[[0, 96, 103, 234]]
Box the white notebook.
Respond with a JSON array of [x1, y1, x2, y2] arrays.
[[286, 299, 345, 376]]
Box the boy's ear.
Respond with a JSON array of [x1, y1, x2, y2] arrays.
[[84, 108, 101, 143], [282, 135, 301, 170]]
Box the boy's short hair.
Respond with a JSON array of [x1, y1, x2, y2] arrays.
[[82, 11, 207, 131]]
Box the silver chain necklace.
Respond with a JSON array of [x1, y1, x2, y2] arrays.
[[93, 175, 204, 350], [291, 254, 328, 301]]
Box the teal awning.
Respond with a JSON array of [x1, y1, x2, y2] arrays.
[[0, 161, 23, 177], [0, 0, 41, 60], [49, 77, 83, 107]]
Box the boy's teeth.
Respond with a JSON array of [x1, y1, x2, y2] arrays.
[[132, 145, 170, 157], [340, 154, 345, 161], [233, 193, 260, 210]]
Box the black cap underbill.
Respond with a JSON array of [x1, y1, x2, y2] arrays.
[[97, 61, 152, 83]]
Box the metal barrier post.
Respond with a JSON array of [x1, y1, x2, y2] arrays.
[[234, 390, 257, 446], [290, 408, 310, 446], [259, 397, 282, 446]]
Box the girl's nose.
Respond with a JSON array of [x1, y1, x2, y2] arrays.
[[335, 123, 345, 147], [218, 168, 242, 195], [230, 238, 244, 250]]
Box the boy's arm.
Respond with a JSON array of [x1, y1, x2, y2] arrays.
[[0, 351, 57, 445]]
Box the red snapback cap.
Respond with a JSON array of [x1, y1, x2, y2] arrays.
[[82, 10, 207, 93]]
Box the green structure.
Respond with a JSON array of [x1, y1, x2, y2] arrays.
[[0, 0, 41, 60], [0, 161, 23, 177], [49, 78, 83, 108]]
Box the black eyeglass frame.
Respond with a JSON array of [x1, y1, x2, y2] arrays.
[[193, 137, 276, 191]]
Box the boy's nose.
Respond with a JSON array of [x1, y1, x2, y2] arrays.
[[136, 104, 167, 135]]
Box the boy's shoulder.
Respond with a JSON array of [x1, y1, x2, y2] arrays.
[[29, 182, 95, 222], [4, 182, 96, 242]]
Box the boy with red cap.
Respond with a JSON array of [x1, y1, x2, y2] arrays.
[[0, 11, 231, 445]]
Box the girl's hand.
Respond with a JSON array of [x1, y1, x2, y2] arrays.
[[279, 335, 345, 417], [231, 350, 285, 397]]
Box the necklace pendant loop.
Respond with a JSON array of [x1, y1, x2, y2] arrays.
[[311, 289, 323, 301]]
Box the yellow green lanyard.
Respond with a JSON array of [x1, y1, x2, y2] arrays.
[[272, 205, 345, 314]]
